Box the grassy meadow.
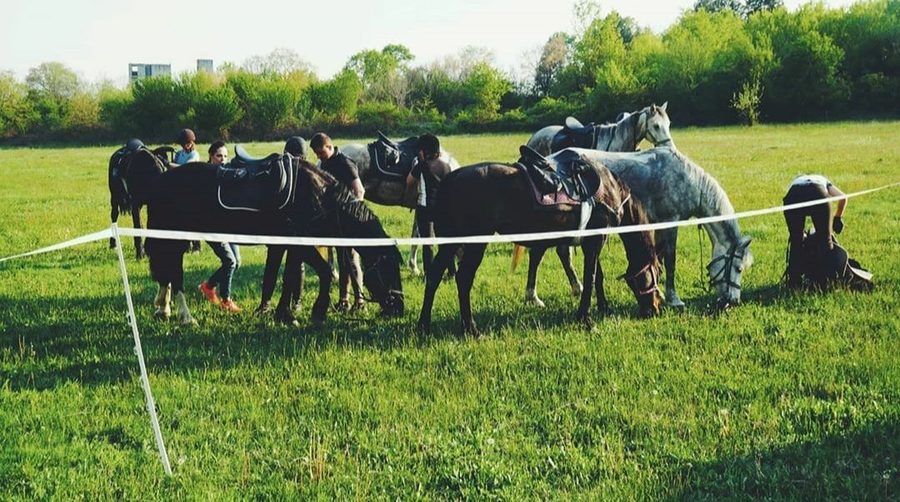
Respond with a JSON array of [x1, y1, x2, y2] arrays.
[[0, 121, 898, 499]]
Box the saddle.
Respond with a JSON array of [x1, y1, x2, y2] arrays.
[[788, 231, 874, 291], [516, 145, 602, 207], [550, 116, 599, 152], [366, 131, 420, 180], [216, 145, 296, 212]]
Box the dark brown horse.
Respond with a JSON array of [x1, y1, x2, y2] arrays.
[[146, 159, 404, 325], [108, 141, 174, 259], [417, 153, 662, 336]]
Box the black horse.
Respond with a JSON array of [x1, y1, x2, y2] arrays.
[[417, 152, 662, 336], [108, 141, 174, 259], [145, 159, 404, 325]]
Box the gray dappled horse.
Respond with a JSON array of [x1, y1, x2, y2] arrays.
[[520, 104, 673, 303], [416, 154, 662, 336], [339, 139, 461, 274], [529, 146, 753, 310]]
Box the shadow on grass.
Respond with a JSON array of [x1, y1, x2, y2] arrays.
[[667, 421, 898, 500]]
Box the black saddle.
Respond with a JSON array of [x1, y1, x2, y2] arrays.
[[789, 232, 874, 291], [216, 145, 296, 212], [366, 131, 420, 180], [517, 145, 601, 204], [550, 116, 599, 152]]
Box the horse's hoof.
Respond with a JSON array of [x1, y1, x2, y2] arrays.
[[570, 282, 583, 297], [179, 316, 197, 326], [154, 308, 170, 321], [255, 302, 273, 316], [525, 296, 546, 308], [578, 315, 594, 330], [109, 239, 117, 249]]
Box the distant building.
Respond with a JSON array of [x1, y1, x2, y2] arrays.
[[129, 63, 172, 82], [197, 59, 214, 73]]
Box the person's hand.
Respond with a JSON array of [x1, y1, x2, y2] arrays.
[[833, 216, 844, 234]]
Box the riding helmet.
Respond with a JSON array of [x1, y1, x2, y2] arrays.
[[125, 138, 144, 151], [284, 136, 308, 158]]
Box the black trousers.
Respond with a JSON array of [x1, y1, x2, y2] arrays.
[[783, 183, 833, 283], [415, 205, 435, 276]]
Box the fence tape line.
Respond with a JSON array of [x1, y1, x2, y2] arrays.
[[115, 181, 900, 247], [0, 181, 897, 262], [0, 229, 111, 263]]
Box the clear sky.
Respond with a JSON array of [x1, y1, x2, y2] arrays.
[[0, 0, 859, 85]]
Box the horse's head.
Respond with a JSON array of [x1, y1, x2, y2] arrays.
[[621, 260, 663, 318], [707, 235, 753, 309], [640, 102, 673, 147], [359, 245, 405, 317]]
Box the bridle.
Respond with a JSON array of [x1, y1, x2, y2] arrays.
[[620, 261, 659, 298], [644, 110, 673, 147], [707, 239, 750, 292]]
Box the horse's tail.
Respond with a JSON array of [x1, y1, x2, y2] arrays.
[[108, 147, 132, 215], [511, 244, 525, 272]]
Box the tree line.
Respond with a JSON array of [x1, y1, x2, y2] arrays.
[[0, 0, 896, 145]]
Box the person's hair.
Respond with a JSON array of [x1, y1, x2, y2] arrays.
[[284, 136, 307, 157], [310, 133, 331, 151], [208, 141, 227, 156], [419, 133, 440, 159]]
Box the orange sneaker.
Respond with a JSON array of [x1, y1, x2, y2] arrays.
[[221, 299, 242, 313], [199, 281, 220, 305]]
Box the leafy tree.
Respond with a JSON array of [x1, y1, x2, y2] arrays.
[[534, 32, 572, 97], [345, 44, 414, 106], [693, 0, 745, 15], [309, 70, 362, 124], [129, 76, 187, 139], [25, 62, 81, 132], [97, 81, 134, 137], [0, 71, 36, 137], [458, 62, 512, 120], [242, 48, 315, 76]]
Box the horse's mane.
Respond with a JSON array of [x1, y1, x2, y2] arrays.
[[296, 160, 378, 226], [672, 149, 743, 243]]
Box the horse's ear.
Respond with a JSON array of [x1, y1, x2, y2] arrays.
[[660, 101, 668, 113]]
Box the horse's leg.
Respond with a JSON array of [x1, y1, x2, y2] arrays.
[[273, 247, 302, 326], [153, 283, 171, 320], [290, 248, 305, 313], [577, 237, 603, 328], [408, 219, 421, 276], [171, 250, 196, 325], [417, 244, 458, 335], [525, 245, 549, 307], [258, 245, 284, 314], [299, 246, 332, 326], [656, 228, 684, 309], [109, 197, 118, 249], [557, 245, 583, 297], [131, 205, 144, 260], [456, 243, 487, 336], [593, 236, 609, 314]]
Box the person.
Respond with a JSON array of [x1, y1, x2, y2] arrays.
[[257, 136, 310, 315], [198, 141, 242, 312], [310, 132, 365, 311], [171, 128, 200, 167], [406, 133, 451, 276], [782, 174, 847, 289]]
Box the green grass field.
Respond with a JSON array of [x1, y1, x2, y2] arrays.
[[0, 122, 898, 499]]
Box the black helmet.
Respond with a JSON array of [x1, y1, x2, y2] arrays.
[[284, 136, 307, 158], [177, 128, 196, 145], [125, 138, 144, 151]]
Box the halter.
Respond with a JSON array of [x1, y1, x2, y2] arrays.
[[620, 261, 659, 297], [707, 239, 750, 292], [644, 110, 673, 147]]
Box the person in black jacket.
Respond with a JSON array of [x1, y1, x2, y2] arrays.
[[406, 134, 451, 276], [311, 132, 365, 311]]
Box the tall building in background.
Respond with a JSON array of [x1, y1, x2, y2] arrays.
[[197, 59, 214, 73], [128, 63, 171, 82]]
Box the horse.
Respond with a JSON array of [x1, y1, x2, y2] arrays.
[[525, 102, 672, 156], [339, 135, 461, 275], [519, 103, 673, 304], [416, 150, 662, 336], [108, 142, 174, 259], [145, 159, 405, 325], [525, 146, 754, 310]]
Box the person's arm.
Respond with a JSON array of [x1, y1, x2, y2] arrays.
[[406, 163, 420, 192], [350, 178, 365, 200], [827, 184, 846, 217]]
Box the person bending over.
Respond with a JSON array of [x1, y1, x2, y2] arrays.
[[782, 174, 847, 288]]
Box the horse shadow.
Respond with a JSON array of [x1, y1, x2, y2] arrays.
[[666, 420, 898, 499]]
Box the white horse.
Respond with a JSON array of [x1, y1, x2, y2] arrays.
[[527, 146, 753, 309], [518, 104, 673, 303], [339, 139, 461, 274], [526, 102, 672, 156]]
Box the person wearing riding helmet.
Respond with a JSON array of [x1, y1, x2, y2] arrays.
[[172, 128, 200, 167], [284, 136, 308, 160], [406, 133, 451, 277]]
